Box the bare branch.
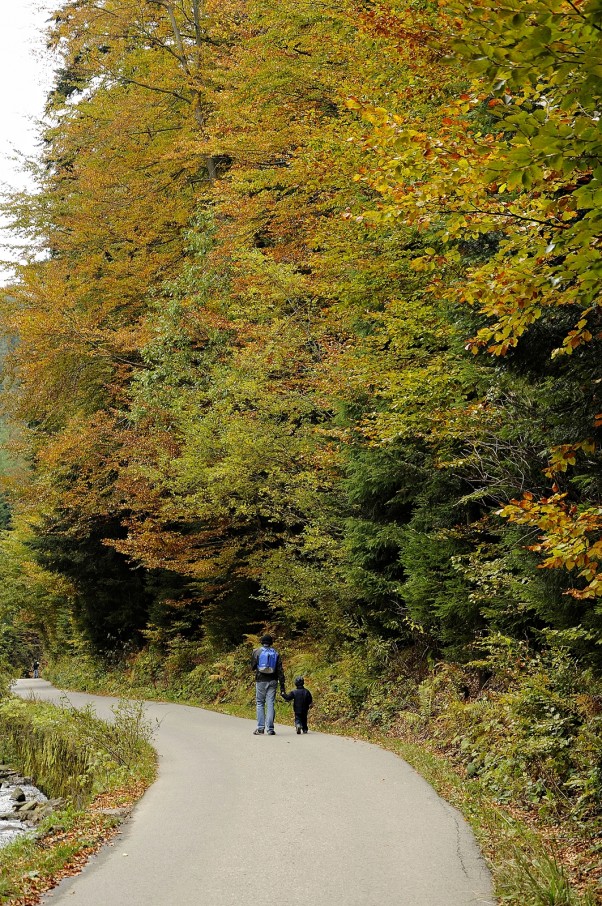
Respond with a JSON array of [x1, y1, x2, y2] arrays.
[[146, 0, 191, 73]]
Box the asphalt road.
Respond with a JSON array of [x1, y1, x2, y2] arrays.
[[14, 679, 494, 906]]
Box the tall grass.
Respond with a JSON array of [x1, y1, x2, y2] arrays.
[[0, 693, 157, 905], [0, 695, 155, 804]]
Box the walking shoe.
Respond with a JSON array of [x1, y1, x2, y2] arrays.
[[267, 729, 276, 735], [253, 729, 264, 735], [296, 726, 301, 734], [303, 730, 308, 734]]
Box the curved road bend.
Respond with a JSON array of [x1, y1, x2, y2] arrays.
[[14, 679, 494, 906]]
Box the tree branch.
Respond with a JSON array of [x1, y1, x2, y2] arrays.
[[146, 0, 191, 74], [119, 77, 190, 105], [445, 207, 569, 228], [564, 0, 602, 34], [192, 0, 203, 48]]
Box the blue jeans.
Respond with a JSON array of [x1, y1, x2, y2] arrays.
[[256, 680, 278, 731]]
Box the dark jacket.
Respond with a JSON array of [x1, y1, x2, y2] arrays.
[[282, 687, 313, 716], [251, 646, 285, 690]]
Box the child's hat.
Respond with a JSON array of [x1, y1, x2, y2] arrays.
[[294, 676, 305, 686]]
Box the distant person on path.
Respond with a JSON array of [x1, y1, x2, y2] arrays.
[[251, 634, 285, 735], [32, 660, 40, 679], [282, 676, 313, 734]]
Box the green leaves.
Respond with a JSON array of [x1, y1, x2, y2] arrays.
[[2, 0, 602, 684]]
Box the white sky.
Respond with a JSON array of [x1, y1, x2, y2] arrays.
[[0, 0, 56, 283]]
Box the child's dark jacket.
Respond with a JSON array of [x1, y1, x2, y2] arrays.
[[282, 687, 313, 716]]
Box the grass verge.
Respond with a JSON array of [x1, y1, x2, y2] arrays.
[[381, 739, 598, 906], [0, 695, 156, 905]]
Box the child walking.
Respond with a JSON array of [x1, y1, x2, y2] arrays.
[[281, 676, 313, 734]]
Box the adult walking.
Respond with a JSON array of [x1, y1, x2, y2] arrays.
[[251, 634, 285, 735]]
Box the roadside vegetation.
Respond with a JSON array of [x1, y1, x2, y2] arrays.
[[0, 683, 156, 905]]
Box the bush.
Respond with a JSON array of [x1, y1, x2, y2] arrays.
[[408, 637, 602, 823]]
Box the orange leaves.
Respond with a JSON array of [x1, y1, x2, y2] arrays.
[[544, 441, 596, 479], [552, 313, 595, 358], [347, 85, 502, 245], [499, 492, 602, 599], [347, 0, 602, 367]]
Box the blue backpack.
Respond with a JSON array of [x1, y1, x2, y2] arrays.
[[257, 646, 278, 675]]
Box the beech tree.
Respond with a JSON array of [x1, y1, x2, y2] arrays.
[[348, 0, 602, 606], [1, 0, 600, 657]]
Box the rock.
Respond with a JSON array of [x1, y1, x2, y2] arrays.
[[0, 777, 61, 849], [29, 805, 53, 825]]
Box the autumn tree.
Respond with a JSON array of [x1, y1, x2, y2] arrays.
[[1, 0, 228, 646], [348, 0, 602, 616], [2, 0, 601, 663]]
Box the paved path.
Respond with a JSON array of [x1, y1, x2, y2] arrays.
[[14, 679, 494, 905]]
